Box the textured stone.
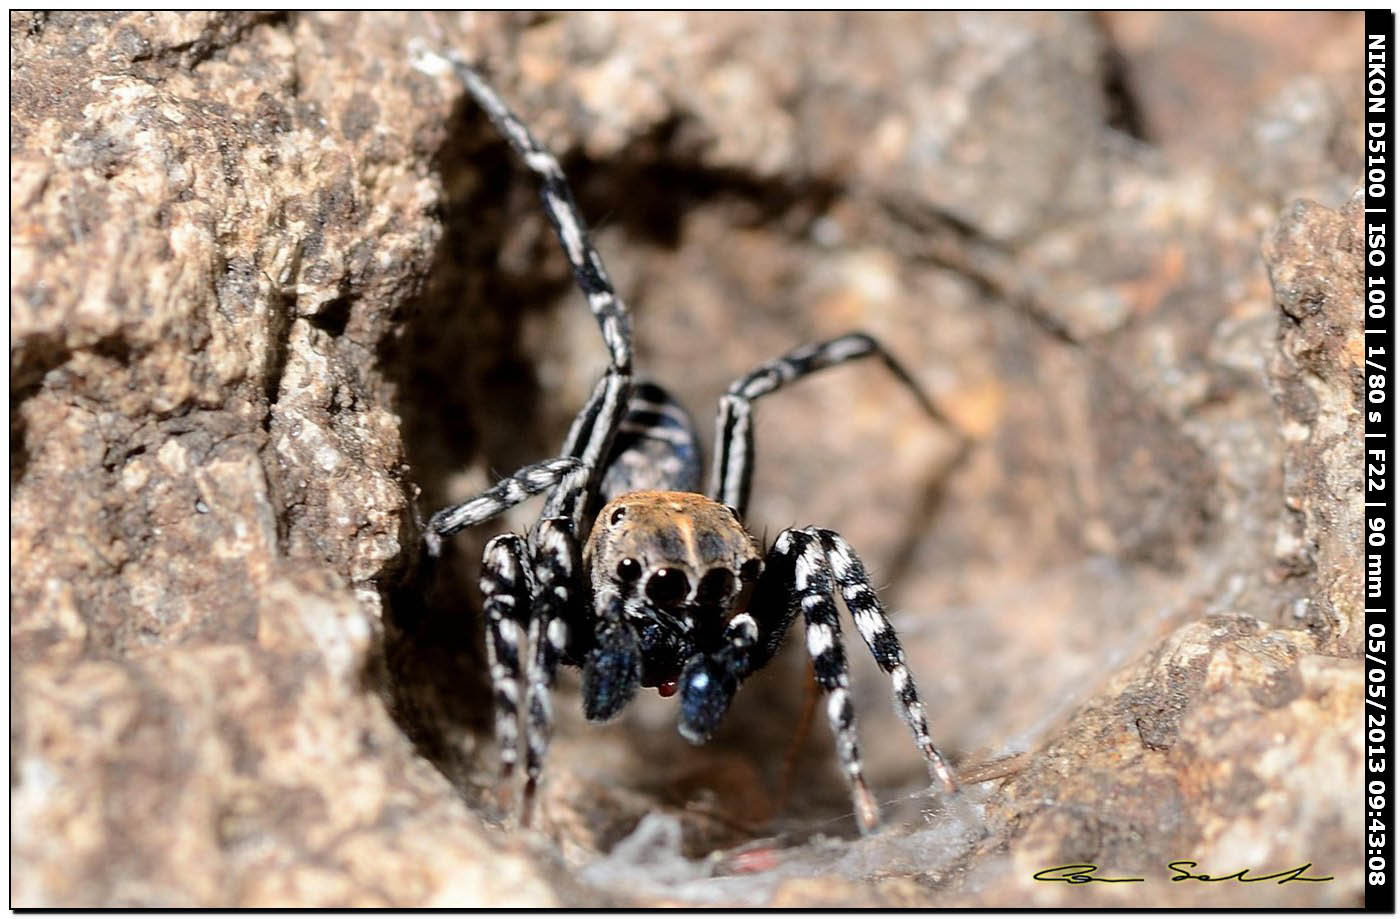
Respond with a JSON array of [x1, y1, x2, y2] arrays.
[[11, 11, 1365, 908], [979, 615, 1361, 908], [1263, 191, 1366, 655]]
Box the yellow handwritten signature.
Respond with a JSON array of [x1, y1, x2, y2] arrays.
[[1033, 861, 1334, 885]]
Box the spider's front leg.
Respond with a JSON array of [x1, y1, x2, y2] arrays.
[[777, 527, 882, 832], [678, 526, 956, 834], [518, 514, 587, 822], [782, 525, 957, 833], [477, 533, 534, 783], [812, 527, 957, 795]]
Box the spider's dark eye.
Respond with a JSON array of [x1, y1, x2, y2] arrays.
[[739, 558, 762, 582], [616, 558, 642, 582], [724, 505, 741, 520], [646, 568, 690, 607], [609, 506, 628, 526], [696, 568, 734, 604]]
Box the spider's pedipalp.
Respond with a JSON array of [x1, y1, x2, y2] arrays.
[[815, 528, 957, 793], [581, 610, 643, 722], [675, 610, 758, 744]]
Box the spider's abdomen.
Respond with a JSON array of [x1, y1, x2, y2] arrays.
[[598, 381, 702, 503]]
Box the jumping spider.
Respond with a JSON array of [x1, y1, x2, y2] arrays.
[[419, 51, 959, 834]]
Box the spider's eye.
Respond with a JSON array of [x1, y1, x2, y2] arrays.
[[696, 568, 734, 604], [616, 558, 642, 582], [724, 505, 741, 519], [609, 506, 628, 526], [739, 558, 762, 582], [646, 568, 690, 607]]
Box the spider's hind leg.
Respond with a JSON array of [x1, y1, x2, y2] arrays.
[[710, 332, 961, 519]]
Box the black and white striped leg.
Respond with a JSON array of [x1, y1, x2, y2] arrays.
[[442, 56, 632, 377], [479, 534, 533, 781], [542, 366, 631, 534], [780, 527, 882, 834], [519, 516, 583, 823], [424, 457, 584, 557], [415, 57, 645, 825], [440, 54, 638, 536], [814, 529, 957, 794], [711, 332, 950, 518]]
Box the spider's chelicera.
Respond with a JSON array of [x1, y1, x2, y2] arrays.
[[420, 52, 959, 835]]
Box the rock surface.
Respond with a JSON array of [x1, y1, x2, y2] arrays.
[[11, 11, 1365, 907]]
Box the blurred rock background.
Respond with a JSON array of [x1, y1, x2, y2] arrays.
[[10, 11, 1364, 906]]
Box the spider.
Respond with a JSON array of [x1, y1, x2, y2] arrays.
[[418, 51, 960, 835]]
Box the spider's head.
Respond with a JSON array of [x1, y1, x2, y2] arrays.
[[584, 491, 763, 698]]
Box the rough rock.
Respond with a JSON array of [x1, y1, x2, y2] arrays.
[[11, 10, 554, 907], [1263, 191, 1366, 655], [11, 11, 1366, 907], [12, 569, 556, 907], [977, 614, 1361, 908]]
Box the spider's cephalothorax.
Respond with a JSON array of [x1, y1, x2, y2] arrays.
[[418, 50, 960, 835]]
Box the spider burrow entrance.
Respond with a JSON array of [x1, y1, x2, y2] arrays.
[[413, 48, 964, 834]]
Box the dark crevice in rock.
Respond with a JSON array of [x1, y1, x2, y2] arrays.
[[375, 92, 560, 799], [9, 336, 69, 487], [1092, 12, 1152, 143], [132, 11, 290, 71], [306, 294, 352, 337], [547, 114, 851, 267], [262, 289, 295, 416]]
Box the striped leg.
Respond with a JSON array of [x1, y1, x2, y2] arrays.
[[425, 457, 584, 557], [542, 366, 630, 534], [781, 527, 882, 834], [815, 529, 957, 793], [443, 56, 632, 376], [416, 58, 644, 823], [480, 535, 533, 781], [443, 58, 636, 536], [710, 332, 951, 518], [519, 516, 583, 823]]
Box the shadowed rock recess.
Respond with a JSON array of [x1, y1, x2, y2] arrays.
[[11, 11, 1364, 907]]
